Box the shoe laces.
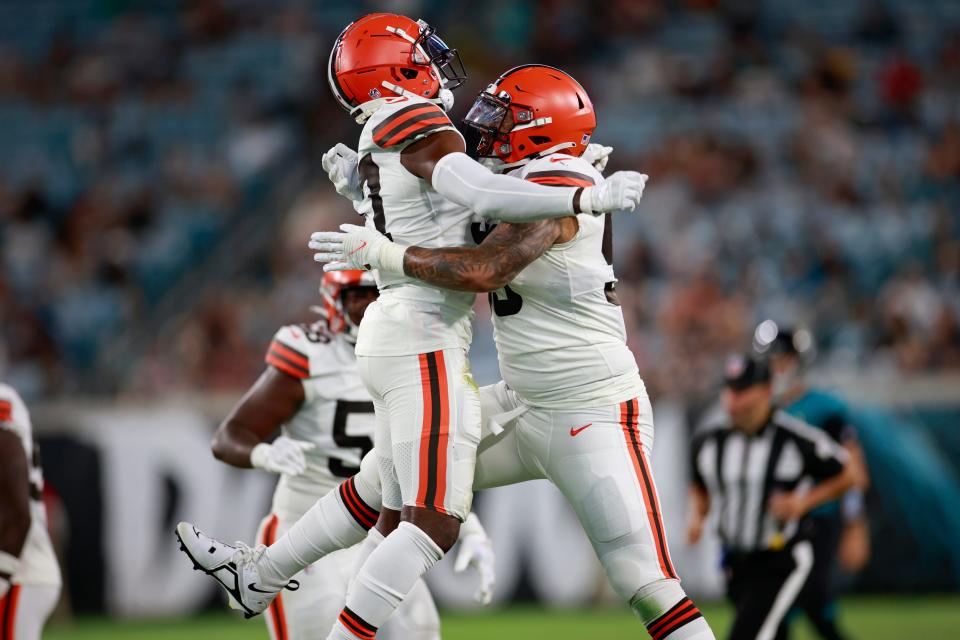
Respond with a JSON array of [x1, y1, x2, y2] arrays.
[[230, 541, 267, 567], [229, 542, 300, 592]]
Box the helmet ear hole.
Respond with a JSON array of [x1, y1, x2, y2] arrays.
[[400, 67, 419, 80], [529, 135, 551, 145]]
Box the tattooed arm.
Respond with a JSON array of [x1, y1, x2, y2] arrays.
[[403, 218, 567, 292]]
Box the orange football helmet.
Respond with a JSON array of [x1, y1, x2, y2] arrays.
[[328, 13, 466, 120], [319, 270, 378, 337], [464, 65, 596, 165]]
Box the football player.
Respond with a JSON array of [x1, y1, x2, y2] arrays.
[[179, 13, 647, 640], [0, 384, 61, 640], [310, 65, 716, 640], [199, 271, 495, 639]]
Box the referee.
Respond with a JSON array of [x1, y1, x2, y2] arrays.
[[687, 354, 855, 640]]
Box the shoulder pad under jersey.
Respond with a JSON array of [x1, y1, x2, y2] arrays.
[[518, 153, 602, 188], [362, 95, 459, 151], [264, 322, 338, 380]]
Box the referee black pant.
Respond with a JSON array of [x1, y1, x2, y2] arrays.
[[724, 540, 814, 640], [791, 516, 848, 640]]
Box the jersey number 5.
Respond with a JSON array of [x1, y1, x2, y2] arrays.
[[472, 222, 524, 317], [489, 286, 523, 317], [328, 400, 375, 478]]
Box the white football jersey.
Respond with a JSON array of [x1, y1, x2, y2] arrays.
[[264, 323, 376, 522], [353, 95, 478, 357], [488, 154, 644, 409], [0, 384, 61, 588]]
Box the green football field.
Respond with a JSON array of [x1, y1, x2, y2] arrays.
[[44, 596, 960, 639]]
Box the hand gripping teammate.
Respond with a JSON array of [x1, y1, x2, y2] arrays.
[[178, 14, 645, 640]]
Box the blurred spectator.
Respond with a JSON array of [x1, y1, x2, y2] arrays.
[[0, 0, 957, 403]]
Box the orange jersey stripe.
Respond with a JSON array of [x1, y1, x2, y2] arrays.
[[526, 176, 595, 188], [269, 341, 308, 369], [372, 103, 437, 139], [266, 354, 309, 379], [378, 115, 451, 148], [372, 104, 444, 145]]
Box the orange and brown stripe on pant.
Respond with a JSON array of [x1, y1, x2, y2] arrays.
[[1, 584, 21, 640], [260, 515, 288, 640], [415, 351, 450, 515], [619, 398, 678, 580]]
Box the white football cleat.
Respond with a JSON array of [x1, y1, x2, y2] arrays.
[[175, 522, 298, 619]]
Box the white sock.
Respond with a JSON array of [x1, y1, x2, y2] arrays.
[[260, 477, 378, 588], [327, 521, 443, 639], [352, 527, 386, 575]]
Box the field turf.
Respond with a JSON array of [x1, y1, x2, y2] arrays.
[[45, 596, 960, 639]]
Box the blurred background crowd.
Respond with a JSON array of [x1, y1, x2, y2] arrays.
[[0, 0, 958, 407]]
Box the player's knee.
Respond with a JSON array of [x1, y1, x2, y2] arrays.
[[402, 506, 461, 552], [628, 578, 687, 626], [597, 531, 671, 602]]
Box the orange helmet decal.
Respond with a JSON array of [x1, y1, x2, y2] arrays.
[[463, 65, 597, 165], [328, 14, 465, 120], [319, 270, 378, 335]]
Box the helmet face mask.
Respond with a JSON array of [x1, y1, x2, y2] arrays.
[[413, 22, 466, 90], [464, 90, 516, 156], [463, 65, 596, 165]]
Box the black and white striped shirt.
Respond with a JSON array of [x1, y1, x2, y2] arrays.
[[691, 410, 847, 552]]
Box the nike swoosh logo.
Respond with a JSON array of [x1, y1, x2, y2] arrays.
[[248, 582, 275, 594], [347, 241, 368, 257], [550, 157, 567, 163], [569, 423, 593, 437]]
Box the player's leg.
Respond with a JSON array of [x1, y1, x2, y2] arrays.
[[525, 397, 715, 640], [473, 380, 541, 490], [328, 350, 480, 640], [256, 449, 383, 588], [258, 514, 364, 640], [176, 449, 383, 618], [0, 583, 60, 640], [378, 578, 441, 640]]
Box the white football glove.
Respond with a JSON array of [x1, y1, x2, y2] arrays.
[[250, 436, 315, 476], [582, 143, 613, 172], [580, 171, 648, 215], [309, 223, 406, 274], [0, 550, 20, 600], [454, 513, 496, 606], [321, 143, 362, 201]]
